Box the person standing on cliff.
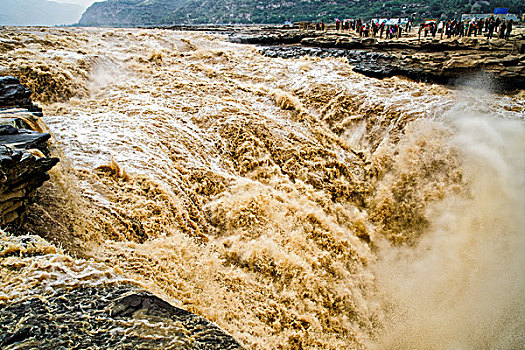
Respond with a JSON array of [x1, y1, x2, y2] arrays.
[[499, 21, 506, 39], [468, 18, 476, 37], [372, 21, 378, 37], [478, 18, 484, 36], [505, 20, 513, 39], [488, 17, 495, 39]]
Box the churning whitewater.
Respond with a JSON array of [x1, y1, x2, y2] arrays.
[[0, 26, 524, 349]]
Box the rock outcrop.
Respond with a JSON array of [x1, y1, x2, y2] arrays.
[[302, 35, 525, 90], [228, 29, 525, 91], [228, 27, 321, 45], [0, 76, 59, 228], [0, 232, 244, 349], [0, 76, 41, 113]]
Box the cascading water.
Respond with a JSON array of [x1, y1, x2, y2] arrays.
[[373, 110, 525, 349], [0, 26, 523, 349]]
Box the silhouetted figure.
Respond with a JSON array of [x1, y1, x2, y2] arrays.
[[499, 21, 506, 39], [478, 18, 483, 35], [505, 20, 513, 39], [488, 18, 495, 39]]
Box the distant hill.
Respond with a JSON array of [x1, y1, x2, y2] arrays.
[[1, 0, 86, 26], [78, 0, 524, 26]]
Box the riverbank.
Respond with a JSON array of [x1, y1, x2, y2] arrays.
[[160, 24, 525, 91], [229, 27, 525, 91]]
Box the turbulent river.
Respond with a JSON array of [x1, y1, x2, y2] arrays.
[[1, 26, 524, 349]]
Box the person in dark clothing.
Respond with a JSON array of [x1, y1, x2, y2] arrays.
[[363, 23, 370, 37], [499, 21, 506, 39], [487, 16, 495, 39], [505, 20, 513, 39], [478, 18, 483, 36], [488, 20, 494, 39]]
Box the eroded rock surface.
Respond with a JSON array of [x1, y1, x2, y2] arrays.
[[229, 28, 525, 91], [0, 77, 59, 227], [0, 232, 244, 349]]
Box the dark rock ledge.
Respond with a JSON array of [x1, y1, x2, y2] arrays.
[[225, 28, 525, 91], [0, 76, 59, 228], [0, 285, 244, 349], [0, 233, 244, 349]]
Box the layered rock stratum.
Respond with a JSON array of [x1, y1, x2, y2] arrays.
[[0, 76, 59, 227], [227, 27, 525, 91]]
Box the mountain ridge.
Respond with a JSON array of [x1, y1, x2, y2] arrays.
[[78, 0, 524, 27]]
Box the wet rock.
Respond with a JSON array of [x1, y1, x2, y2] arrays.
[[0, 285, 244, 349], [0, 76, 41, 113], [259, 38, 525, 91], [236, 27, 525, 91], [0, 144, 58, 227], [0, 128, 52, 153], [0, 76, 59, 228], [229, 29, 320, 45], [0, 233, 244, 349]]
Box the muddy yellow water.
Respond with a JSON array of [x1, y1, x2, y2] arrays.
[[1, 26, 524, 349]]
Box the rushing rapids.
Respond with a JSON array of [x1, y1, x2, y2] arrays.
[[0, 26, 524, 349]]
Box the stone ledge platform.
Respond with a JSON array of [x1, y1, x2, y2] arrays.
[[224, 26, 525, 91]]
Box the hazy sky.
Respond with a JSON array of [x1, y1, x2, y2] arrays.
[[53, 0, 100, 8]]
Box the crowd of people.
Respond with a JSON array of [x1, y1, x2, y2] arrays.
[[311, 15, 515, 41], [315, 18, 409, 39], [420, 16, 514, 40]]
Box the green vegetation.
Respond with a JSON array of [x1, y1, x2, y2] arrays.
[[79, 0, 525, 26]]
